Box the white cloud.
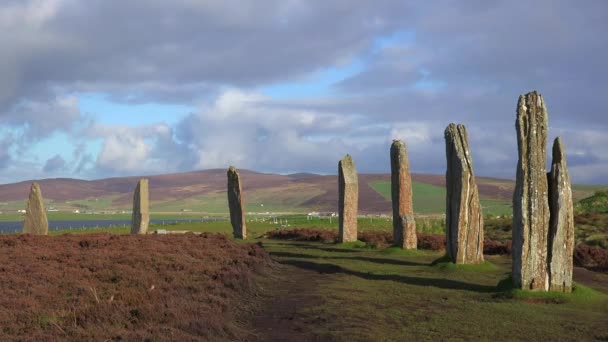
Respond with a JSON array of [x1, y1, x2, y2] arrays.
[[390, 122, 434, 145], [97, 134, 150, 173], [177, 89, 358, 172]]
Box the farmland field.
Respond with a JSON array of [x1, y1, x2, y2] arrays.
[[369, 180, 513, 216]]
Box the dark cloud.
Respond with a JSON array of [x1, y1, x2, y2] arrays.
[[43, 154, 67, 173], [0, 0, 412, 107]]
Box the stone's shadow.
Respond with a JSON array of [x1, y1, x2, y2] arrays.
[[280, 259, 497, 293], [269, 241, 364, 253], [269, 251, 427, 267]]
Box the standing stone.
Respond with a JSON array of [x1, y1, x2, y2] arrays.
[[512, 91, 550, 291], [444, 124, 484, 264], [22, 183, 49, 235], [390, 140, 417, 249], [338, 155, 358, 243], [548, 138, 574, 292], [227, 166, 246, 239], [131, 179, 150, 235]]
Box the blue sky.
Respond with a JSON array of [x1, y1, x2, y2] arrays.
[[0, 0, 607, 184]]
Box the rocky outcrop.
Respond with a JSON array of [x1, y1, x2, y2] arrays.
[[227, 166, 246, 239], [445, 124, 484, 264], [338, 155, 358, 243], [22, 183, 49, 235], [131, 179, 150, 235], [548, 138, 574, 292], [390, 140, 417, 249], [512, 91, 551, 291]]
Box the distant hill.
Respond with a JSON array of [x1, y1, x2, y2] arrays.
[[577, 190, 608, 213], [0, 170, 604, 215]]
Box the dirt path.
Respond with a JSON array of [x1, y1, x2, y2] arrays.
[[247, 263, 334, 342]]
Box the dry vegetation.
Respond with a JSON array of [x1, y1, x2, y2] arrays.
[[265, 228, 447, 251], [0, 233, 273, 341]]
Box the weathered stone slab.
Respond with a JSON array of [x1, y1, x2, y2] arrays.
[[22, 183, 48, 235], [131, 179, 150, 235], [548, 137, 574, 292], [338, 155, 358, 243], [445, 124, 484, 264], [390, 140, 417, 249], [512, 91, 550, 290], [227, 166, 246, 239]]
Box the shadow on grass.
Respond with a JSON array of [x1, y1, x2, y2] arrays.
[[268, 241, 364, 254], [281, 259, 497, 293], [269, 251, 427, 267]]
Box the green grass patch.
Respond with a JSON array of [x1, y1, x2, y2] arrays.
[[379, 246, 430, 257], [576, 190, 608, 214], [369, 180, 445, 214], [336, 240, 368, 249], [261, 239, 608, 340], [370, 180, 512, 216], [431, 255, 498, 272], [497, 278, 608, 304]]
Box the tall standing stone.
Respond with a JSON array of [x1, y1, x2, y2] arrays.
[[227, 166, 246, 239], [390, 140, 417, 249], [22, 183, 49, 235], [445, 124, 484, 264], [338, 155, 358, 243], [513, 91, 550, 291], [548, 138, 574, 292], [131, 179, 150, 235]]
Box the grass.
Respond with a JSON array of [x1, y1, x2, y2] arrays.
[[369, 180, 445, 214], [379, 246, 428, 256], [572, 185, 608, 202], [261, 239, 608, 340], [150, 185, 323, 214], [431, 255, 499, 272], [369, 180, 513, 216], [0, 211, 212, 222], [576, 190, 608, 213], [336, 241, 368, 249], [18, 217, 608, 340], [496, 277, 608, 303]]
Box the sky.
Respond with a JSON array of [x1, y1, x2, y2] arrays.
[[0, 0, 607, 184]]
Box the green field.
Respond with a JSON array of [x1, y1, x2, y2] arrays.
[[369, 180, 512, 216], [41, 215, 445, 236], [0, 211, 215, 223], [261, 240, 608, 340]]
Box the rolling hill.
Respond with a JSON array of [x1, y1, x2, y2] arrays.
[[0, 169, 604, 215]]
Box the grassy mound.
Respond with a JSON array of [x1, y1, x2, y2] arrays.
[[431, 255, 498, 272], [496, 277, 608, 304], [577, 190, 608, 214], [0, 233, 272, 340]]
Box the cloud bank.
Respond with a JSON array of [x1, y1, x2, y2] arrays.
[[0, 0, 606, 184]]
